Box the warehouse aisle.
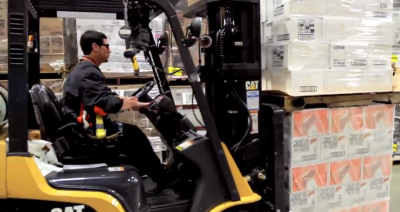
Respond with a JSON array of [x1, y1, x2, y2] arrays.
[[390, 165, 400, 210]]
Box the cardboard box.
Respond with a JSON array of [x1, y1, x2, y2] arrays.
[[40, 18, 65, 54], [329, 159, 362, 185], [366, 177, 391, 202], [330, 107, 364, 134], [289, 163, 328, 193], [343, 181, 368, 208], [363, 154, 392, 179], [361, 200, 389, 212], [318, 185, 346, 212], [365, 105, 395, 132], [291, 109, 330, 138]]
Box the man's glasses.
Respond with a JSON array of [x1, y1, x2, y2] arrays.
[[98, 43, 110, 49]]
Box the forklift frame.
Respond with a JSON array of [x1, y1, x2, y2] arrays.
[[7, 0, 239, 201]]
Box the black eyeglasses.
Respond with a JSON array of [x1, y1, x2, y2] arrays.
[[98, 43, 110, 48]]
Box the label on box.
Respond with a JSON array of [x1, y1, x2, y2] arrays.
[[330, 159, 361, 185], [182, 93, 196, 105], [40, 37, 51, 54], [321, 134, 347, 162], [288, 190, 318, 212], [0, 19, 5, 37], [291, 163, 328, 192], [272, 46, 284, 67], [367, 177, 390, 201], [291, 137, 320, 165], [51, 36, 64, 54], [343, 181, 368, 207], [318, 186, 345, 211], [348, 133, 370, 158], [273, 0, 284, 16], [297, 19, 315, 40], [332, 59, 346, 68], [351, 60, 367, 67], [372, 60, 388, 67], [395, 0, 400, 9]]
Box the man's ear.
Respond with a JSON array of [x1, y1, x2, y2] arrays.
[[91, 43, 99, 52]]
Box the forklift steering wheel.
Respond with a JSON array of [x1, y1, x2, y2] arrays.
[[132, 81, 155, 99]]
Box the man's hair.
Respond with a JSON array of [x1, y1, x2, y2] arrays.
[[80, 30, 107, 55]]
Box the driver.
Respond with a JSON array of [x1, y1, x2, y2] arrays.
[[62, 30, 168, 190]]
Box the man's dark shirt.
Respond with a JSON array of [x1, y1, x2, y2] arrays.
[[62, 61, 123, 134]]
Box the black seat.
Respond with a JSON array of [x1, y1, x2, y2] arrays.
[[29, 84, 121, 164]]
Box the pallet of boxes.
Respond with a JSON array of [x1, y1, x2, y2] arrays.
[[261, 0, 395, 211]]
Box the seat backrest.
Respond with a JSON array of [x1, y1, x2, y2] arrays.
[[30, 84, 64, 142]]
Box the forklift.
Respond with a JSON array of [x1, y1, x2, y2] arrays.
[[0, 0, 283, 212]]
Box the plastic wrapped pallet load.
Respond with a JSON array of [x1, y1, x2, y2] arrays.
[[262, 0, 394, 96]]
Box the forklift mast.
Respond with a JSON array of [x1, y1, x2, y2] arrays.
[[183, 0, 262, 173]]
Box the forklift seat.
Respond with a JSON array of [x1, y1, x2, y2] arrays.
[[29, 84, 122, 164]]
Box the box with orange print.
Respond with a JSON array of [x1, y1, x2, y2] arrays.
[[285, 109, 329, 166], [364, 104, 395, 132], [329, 158, 368, 208], [360, 200, 389, 212], [331, 207, 361, 212], [286, 163, 328, 193], [363, 154, 392, 202], [285, 163, 327, 212], [329, 107, 368, 160]]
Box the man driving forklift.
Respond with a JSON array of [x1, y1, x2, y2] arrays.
[[62, 30, 168, 190]]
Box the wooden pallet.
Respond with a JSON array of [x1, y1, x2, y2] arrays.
[[262, 91, 400, 112]]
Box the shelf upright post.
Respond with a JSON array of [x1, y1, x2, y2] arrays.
[[7, 0, 32, 155]]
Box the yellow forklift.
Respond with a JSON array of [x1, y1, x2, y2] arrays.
[[1, 0, 268, 212]]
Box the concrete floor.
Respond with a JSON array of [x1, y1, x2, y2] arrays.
[[391, 165, 400, 211]]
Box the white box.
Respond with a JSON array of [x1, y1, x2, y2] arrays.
[[266, 43, 329, 70], [325, 17, 394, 44], [324, 69, 362, 95], [272, 16, 324, 42], [329, 44, 369, 70], [321, 134, 347, 162], [287, 190, 318, 212], [264, 70, 324, 96], [347, 133, 371, 158], [360, 70, 393, 92], [288, 137, 321, 166], [268, 0, 329, 21], [318, 186, 346, 212], [330, 0, 393, 18], [366, 177, 391, 202], [368, 45, 392, 70]]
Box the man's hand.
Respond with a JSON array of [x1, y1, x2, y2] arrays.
[[121, 96, 149, 111]]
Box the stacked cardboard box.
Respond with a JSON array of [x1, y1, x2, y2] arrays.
[[262, 0, 394, 96], [40, 18, 66, 73], [284, 104, 394, 212], [0, 0, 7, 72]]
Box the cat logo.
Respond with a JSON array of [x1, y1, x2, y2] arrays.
[[51, 205, 85, 212], [245, 81, 259, 90]]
